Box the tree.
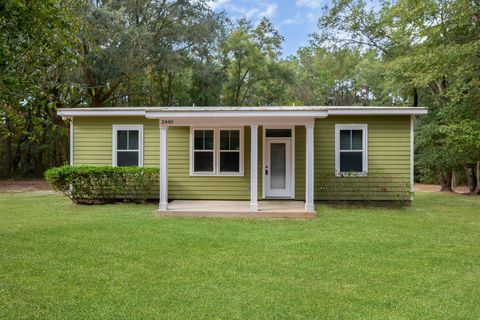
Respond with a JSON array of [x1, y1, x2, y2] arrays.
[[221, 18, 292, 105], [0, 0, 79, 176], [314, 0, 480, 193]]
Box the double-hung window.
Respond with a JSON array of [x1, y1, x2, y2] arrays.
[[193, 129, 215, 173], [113, 125, 143, 167], [335, 124, 367, 175], [191, 128, 243, 176]]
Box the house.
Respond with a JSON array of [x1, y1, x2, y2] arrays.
[[57, 106, 427, 215]]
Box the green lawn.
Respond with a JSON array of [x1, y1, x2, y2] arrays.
[[0, 192, 479, 319]]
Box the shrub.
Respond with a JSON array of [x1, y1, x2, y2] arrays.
[[317, 172, 412, 204], [45, 165, 159, 204]]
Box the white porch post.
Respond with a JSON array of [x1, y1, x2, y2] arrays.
[[159, 125, 169, 211], [305, 124, 315, 212], [250, 125, 259, 211]]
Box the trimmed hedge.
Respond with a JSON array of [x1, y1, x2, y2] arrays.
[[45, 165, 159, 204]]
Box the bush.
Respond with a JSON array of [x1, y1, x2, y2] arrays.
[[45, 165, 159, 204], [317, 172, 412, 203]]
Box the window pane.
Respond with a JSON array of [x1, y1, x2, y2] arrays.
[[117, 131, 128, 150], [117, 151, 139, 166], [340, 130, 351, 150], [230, 130, 240, 150], [204, 130, 214, 150], [220, 130, 229, 150], [128, 130, 139, 150], [351, 130, 363, 150], [270, 143, 286, 189], [340, 151, 363, 172], [220, 130, 240, 150], [194, 152, 214, 172], [265, 129, 291, 137], [220, 152, 240, 172], [194, 130, 204, 150]]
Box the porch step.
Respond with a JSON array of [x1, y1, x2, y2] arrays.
[[156, 200, 316, 219]]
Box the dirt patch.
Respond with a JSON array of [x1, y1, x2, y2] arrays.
[[0, 179, 52, 193], [415, 183, 470, 194]]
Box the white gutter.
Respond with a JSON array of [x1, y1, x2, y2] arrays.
[[328, 108, 428, 115], [56, 106, 428, 117], [144, 110, 329, 118], [57, 109, 146, 118]]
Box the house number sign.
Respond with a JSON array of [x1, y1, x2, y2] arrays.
[[160, 119, 174, 125]]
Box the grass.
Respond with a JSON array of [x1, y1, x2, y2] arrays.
[[0, 192, 479, 319]]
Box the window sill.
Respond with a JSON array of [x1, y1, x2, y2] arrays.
[[335, 172, 368, 177], [190, 172, 244, 177]]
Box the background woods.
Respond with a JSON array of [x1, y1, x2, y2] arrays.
[[0, 0, 479, 193]]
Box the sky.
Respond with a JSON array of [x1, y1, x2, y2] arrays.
[[207, 0, 329, 57]]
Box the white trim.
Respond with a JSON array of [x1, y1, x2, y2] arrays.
[[112, 124, 144, 167], [159, 125, 168, 210], [265, 139, 292, 198], [305, 124, 315, 212], [328, 108, 428, 115], [57, 106, 427, 118], [189, 127, 244, 176], [262, 126, 295, 199], [58, 109, 146, 117], [147, 111, 328, 118], [334, 124, 368, 176], [410, 116, 415, 195], [69, 119, 74, 165], [250, 125, 258, 211]]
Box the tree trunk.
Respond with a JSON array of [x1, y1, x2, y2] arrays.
[[439, 171, 453, 192], [474, 161, 480, 195], [3, 115, 13, 177], [451, 170, 456, 192], [465, 165, 476, 193]]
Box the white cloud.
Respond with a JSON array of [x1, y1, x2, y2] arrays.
[[206, 0, 230, 10], [209, 0, 278, 20], [306, 12, 319, 23], [296, 0, 322, 9], [282, 12, 304, 25], [258, 3, 277, 18]]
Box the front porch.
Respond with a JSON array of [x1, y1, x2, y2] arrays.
[[157, 200, 316, 218], [148, 107, 327, 214]]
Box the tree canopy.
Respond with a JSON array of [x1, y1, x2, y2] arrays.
[[0, 0, 479, 193]]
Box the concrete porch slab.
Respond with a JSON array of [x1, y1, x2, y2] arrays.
[[156, 200, 316, 218]]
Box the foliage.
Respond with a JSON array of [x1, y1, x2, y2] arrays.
[[45, 165, 159, 204], [1, 0, 479, 192], [221, 18, 292, 105], [318, 172, 411, 203], [314, 0, 480, 191]]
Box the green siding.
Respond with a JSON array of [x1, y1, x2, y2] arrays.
[[73, 117, 262, 200], [73, 116, 411, 201], [314, 116, 411, 200]]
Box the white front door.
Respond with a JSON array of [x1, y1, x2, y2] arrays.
[[265, 139, 292, 198]]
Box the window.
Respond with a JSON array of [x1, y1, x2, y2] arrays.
[[191, 128, 243, 176], [113, 125, 143, 167], [219, 130, 240, 173], [335, 124, 367, 175], [265, 128, 292, 138], [193, 129, 214, 173]]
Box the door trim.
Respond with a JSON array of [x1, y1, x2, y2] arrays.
[[262, 126, 295, 199]]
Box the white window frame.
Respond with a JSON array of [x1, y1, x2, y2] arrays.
[[112, 124, 144, 167], [190, 127, 244, 176], [335, 124, 368, 176]]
